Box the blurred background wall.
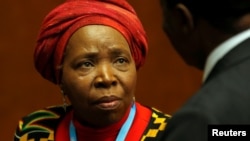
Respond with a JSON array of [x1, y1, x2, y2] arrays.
[[0, 0, 202, 140]]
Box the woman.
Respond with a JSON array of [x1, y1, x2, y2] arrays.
[[14, 0, 170, 140]]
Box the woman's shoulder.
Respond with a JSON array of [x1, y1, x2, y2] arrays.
[[14, 105, 71, 141], [21, 105, 69, 121], [136, 102, 171, 119], [135, 102, 171, 140], [151, 107, 172, 119]]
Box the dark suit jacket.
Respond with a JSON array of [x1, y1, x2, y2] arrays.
[[163, 37, 250, 141]]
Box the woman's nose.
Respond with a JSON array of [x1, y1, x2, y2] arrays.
[[94, 64, 117, 88]]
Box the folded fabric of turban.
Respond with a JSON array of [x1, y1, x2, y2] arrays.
[[34, 0, 148, 84]]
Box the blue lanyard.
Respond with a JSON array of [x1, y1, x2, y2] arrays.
[[69, 103, 136, 141]]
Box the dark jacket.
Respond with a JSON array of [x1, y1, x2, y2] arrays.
[[163, 38, 250, 141]]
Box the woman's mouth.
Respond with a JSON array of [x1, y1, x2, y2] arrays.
[[93, 96, 121, 110]]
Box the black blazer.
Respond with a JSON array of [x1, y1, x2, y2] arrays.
[[163, 37, 250, 141]]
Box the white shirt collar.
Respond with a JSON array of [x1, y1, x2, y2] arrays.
[[203, 28, 250, 82]]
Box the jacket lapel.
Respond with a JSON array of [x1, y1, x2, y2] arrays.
[[205, 37, 250, 83]]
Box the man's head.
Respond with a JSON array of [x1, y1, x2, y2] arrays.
[[160, 0, 250, 69]]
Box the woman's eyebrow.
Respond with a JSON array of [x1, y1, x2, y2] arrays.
[[109, 48, 130, 56], [72, 52, 99, 61]]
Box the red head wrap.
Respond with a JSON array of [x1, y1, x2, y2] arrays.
[[34, 0, 148, 84]]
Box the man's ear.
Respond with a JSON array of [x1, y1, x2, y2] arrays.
[[175, 3, 194, 33]]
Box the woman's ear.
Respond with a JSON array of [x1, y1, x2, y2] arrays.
[[58, 83, 68, 112], [59, 83, 63, 90], [175, 3, 194, 33], [59, 83, 65, 94]]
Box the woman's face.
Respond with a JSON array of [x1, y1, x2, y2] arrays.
[[61, 25, 137, 127]]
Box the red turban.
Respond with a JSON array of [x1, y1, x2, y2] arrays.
[[34, 0, 148, 84]]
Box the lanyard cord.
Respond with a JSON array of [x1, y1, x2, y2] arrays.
[[69, 103, 136, 141], [115, 103, 136, 141]]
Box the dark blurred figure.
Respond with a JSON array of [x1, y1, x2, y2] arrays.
[[160, 0, 250, 140]]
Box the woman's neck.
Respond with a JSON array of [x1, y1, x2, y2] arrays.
[[72, 107, 131, 141]]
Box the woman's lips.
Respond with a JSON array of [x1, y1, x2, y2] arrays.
[[93, 96, 121, 110], [97, 100, 120, 110]]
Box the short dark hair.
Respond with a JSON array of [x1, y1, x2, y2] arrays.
[[161, 0, 250, 33]]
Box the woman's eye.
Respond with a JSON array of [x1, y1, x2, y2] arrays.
[[115, 58, 128, 64], [113, 57, 130, 71], [76, 61, 93, 68], [84, 62, 93, 67]]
